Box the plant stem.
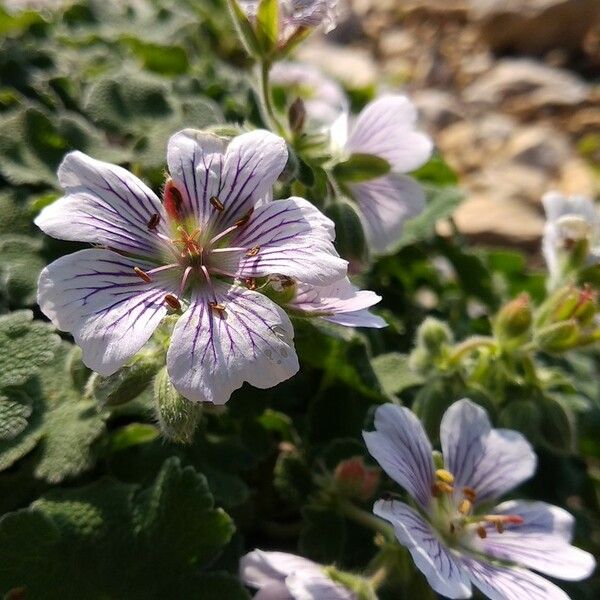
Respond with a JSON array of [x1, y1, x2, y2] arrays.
[[337, 498, 395, 541], [259, 61, 286, 137], [368, 564, 389, 590], [448, 336, 497, 366]]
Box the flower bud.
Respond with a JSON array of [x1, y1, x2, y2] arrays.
[[87, 351, 162, 407], [288, 97, 306, 134], [323, 567, 378, 600], [154, 368, 202, 444], [417, 317, 454, 354], [325, 201, 369, 270], [494, 293, 532, 345], [333, 457, 380, 501], [535, 320, 580, 353]]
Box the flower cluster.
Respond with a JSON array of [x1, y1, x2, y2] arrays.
[[364, 399, 595, 599]]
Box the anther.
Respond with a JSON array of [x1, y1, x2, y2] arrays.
[[477, 526, 487, 539], [463, 486, 477, 502], [209, 301, 227, 319], [235, 208, 254, 228], [210, 196, 224, 211], [246, 246, 260, 257], [147, 213, 161, 230], [164, 179, 184, 220], [164, 294, 182, 311], [435, 469, 455, 485], [433, 481, 453, 495], [458, 499, 472, 515], [495, 522, 505, 534], [243, 278, 257, 290], [134, 267, 152, 283]]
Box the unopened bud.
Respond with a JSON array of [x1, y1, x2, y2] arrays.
[[535, 320, 579, 353], [288, 97, 306, 134], [334, 456, 380, 501], [154, 367, 202, 444], [417, 317, 453, 354], [87, 351, 162, 406], [494, 293, 532, 344], [572, 287, 597, 326]]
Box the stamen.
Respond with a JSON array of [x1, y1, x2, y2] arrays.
[[234, 207, 253, 227], [147, 213, 161, 230], [180, 266, 192, 296], [164, 294, 182, 311], [209, 301, 227, 319], [210, 196, 224, 211], [134, 267, 152, 283], [463, 486, 477, 502], [164, 179, 184, 220], [458, 499, 472, 515], [495, 522, 504, 534], [477, 526, 487, 539], [435, 469, 455, 484], [432, 481, 454, 495], [210, 224, 241, 246], [146, 264, 179, 275], [246, 246, 260, 257], [243, 278, 257, 290]]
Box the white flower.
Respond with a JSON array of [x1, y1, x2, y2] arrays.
[[363, 399, 595, 599], [36, 129, 349, 404], [240, 550, 356, 599]]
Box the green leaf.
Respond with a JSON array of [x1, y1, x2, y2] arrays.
[[325, 201, 369, 266], [411, 154, 458, 186], [256, 0, 279, 54], [397, 185, 463, 249], [0, 458, 237, 599], [0, 235, 45, 308], [371, 353, 424, 396], [538, 395, 576, 455], [299, 505, 346, 564], [274, 451, 314, 506], [334, 153, 391, 183]]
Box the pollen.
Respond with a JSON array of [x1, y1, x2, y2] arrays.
[[477, 526, 487, 539], [433, 481, 454, 495], [235, 208, 253, 227], [147, 213, 161, 230], [209, 301, 227, 318], [133, 267, 152, 283], [210, 196, 224, 211], [463, 486, 477, 502], [164, 294, 182, 311], [243, 278, 257, 290], [435, 469, 455, 484], [458, 499, 472, 515], [246, 246, 260, 257]]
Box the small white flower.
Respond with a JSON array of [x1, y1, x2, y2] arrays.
[[240, 550, 356, 599], [364, 399, 596, 600]]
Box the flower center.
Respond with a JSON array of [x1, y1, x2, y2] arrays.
[[556, 215, 592, 249], [430, 469, 524, 544], [131, 181, 262, 317]]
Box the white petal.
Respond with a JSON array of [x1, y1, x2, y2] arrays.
[[363, 404, 434, 508], [254, 582, 294, 600], [166, 284, 299, 404], [286, 570, 356, 600], [374, 499, 472, 599], [35, 151, 167, 258], [440, 399, 537, 503], [346, 96, 433, 173], [325, 309, 387, 328], [37, 249, 175, 375], [463, 558, 571, 600], [166, 129, 226, 224], [473, 501, 596, 581], [542, 191, 598, 224], [350, 174, 426, 254], [216, 130, 288, 227], [229, 197, 347, 286], [240, 550, 317, 589]]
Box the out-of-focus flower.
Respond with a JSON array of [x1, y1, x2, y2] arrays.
[[270, 61, 349, 131], [542, 191, 600, 286], [333, 96, 433, 254], [334, 456, 380, 501], [364, 399, 595, 600], [240, 550, 357, 599], [284, 276, 386, 328], [36, 128, 349, 405]]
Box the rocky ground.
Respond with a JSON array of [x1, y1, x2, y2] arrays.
[[300, 0, 600, 251]]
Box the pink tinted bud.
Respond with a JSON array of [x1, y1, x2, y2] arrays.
[[334, 456, 380, 501]]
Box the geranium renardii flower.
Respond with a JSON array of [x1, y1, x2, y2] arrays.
[[332, 95, 433, 254], [240, 550, 357, 599], [363, 399, 595, 600], [34, 128, 369, 405], [542, 191, 600, 286]]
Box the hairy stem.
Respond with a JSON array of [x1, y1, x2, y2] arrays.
[[259, 61, 286, 136]]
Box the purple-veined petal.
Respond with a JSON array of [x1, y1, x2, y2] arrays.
[[440, 399, 536, 504], [227, 197, 347, 286], [285, 0, 340, 32], [166, 284, 299, 404], [462, 558, 571, 600], [363, 404, 434, 508], [290, 278, 386, 328], [345, 96, 433, 174], [285, 570, 356, 600], [37, 249, 177, 376], [166, 129, 226, 224], [471, 500, 596, 581], [35, 151, 168, 258], [374, 499, 471, 599], [240, 550, 318, 589], [254, 582, 294, 600], [216, 130, 288, 227], [350, 174, 426, 254]]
